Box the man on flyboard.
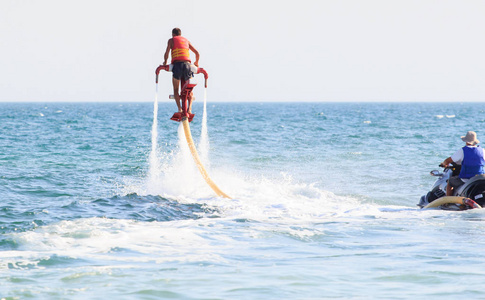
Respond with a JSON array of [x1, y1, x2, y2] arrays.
[[163, 28, 200, 114]]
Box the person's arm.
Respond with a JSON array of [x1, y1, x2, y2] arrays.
[[440, 157, 453, 167], [189, 42, 200, 67], [441, 148, 464, 167], [163, 39, 172, 65]]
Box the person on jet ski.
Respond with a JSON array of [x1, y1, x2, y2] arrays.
[[163, 27, 200, 113], [440, 131, 485, 196]]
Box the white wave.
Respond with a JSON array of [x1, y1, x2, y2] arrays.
[[1, 217, 228, 269]]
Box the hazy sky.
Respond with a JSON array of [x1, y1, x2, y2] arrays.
[[1, 0, 484, 102]]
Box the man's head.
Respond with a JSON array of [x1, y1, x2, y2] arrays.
[[172, 28, 182, 36], [462, 131, 480, 146]]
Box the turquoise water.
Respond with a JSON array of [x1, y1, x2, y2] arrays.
[[1, 101, 485, 299]]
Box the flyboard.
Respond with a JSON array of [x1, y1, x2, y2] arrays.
[[155, 64, 231, 199]]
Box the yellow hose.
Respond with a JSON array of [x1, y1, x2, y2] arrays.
[[423, 196, 479, 209], [182, 118, 232, 199]]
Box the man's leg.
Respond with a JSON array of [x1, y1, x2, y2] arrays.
[[446, 181, 453, 196], [172, 77, 182, 112], [447, 176, 464, 196], [188, 91, 194, 113]]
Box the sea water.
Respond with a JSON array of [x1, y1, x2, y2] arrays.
[[1, 102, 485, 299]]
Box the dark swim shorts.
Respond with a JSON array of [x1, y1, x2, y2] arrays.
[[172, 61, 193, 81], [449, 175, 465, 188]]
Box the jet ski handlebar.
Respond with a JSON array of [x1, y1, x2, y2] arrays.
[[431, 162, 460, 177], [438, 161, 460, 169], [155, 64, 209, 87]]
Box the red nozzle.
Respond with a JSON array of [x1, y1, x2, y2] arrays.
[[196, 68, 209, 88], [197, 67, 208, 79], [155, 65, 169, 83]]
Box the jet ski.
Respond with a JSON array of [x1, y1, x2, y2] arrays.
[[418, 163, 485, 210]]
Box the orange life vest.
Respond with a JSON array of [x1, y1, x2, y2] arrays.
[[171, 36, 191, 63]]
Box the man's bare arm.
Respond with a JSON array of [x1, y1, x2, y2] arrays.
[[441, 157, 454, 167], [189, 42, 200, 66], [163, 39, 172, 65]]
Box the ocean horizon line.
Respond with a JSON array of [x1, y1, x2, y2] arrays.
[[0, 100, 484, 104]]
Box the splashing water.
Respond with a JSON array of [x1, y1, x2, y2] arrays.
[[199, 88, 210, 168], [154, 123, 210, 198]]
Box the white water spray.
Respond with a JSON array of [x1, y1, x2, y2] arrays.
[[148, 85, 160, 184], [199, 88, 210, 168]]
